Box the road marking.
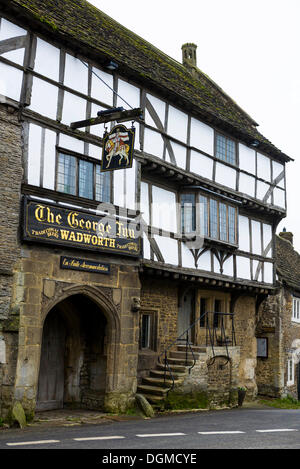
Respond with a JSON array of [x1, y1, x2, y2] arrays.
[[198, 431, 245, 435], [136, 433, 186, 438], [6, 440, 60, 446], [73, 436, 125, 441], [256, 429, 298, 433]]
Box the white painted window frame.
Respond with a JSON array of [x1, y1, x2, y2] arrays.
[[292, 297, 300, 323]]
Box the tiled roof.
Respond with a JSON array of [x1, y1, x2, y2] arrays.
[[3, 0, 292, 162], [276, 235, 300, 291]]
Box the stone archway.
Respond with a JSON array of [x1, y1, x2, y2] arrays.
[[31, 284, 121, 413], [36, 293, 110, 411]]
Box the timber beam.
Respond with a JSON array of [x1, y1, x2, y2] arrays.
[[141, 263, 273, 295], [70, 107, 143, 129]]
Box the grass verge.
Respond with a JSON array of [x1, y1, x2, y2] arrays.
[[258, 395, 300, 409]]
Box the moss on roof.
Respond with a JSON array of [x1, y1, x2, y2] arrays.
[[4, 0, 291, 161], [276, 235, 300, 291]]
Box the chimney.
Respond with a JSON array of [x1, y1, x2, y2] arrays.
[[182, 43, 197, 68], [279, 228, 293, 245]]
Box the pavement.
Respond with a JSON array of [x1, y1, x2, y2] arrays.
[[0, 399, 272, 431]]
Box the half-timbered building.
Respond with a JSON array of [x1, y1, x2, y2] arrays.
[[0, 0, 292, 418]]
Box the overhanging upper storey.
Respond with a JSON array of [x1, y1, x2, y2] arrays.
[[0, 0, 289, 219], [0, 0, 291, 291]]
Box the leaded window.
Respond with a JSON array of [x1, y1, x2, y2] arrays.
[[199, 195, 209, 237], [216, 133, 236, 165], [57, 153, 76, 195], [181, 193, 196, 234], [181, 192, 237, 245], [210, 199, 218, 239], [56, 152, 111, 203], [79, 160, 93, 199], [95, 166, 111, 203]]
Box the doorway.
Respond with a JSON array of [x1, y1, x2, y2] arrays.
[[177, 289, 195, 341], [37, 294, 108, 411]]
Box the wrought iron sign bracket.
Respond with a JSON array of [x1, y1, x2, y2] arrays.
[[70, 107, 143, 130]]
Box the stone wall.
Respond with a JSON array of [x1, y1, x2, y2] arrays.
[[138, 277, 178, 379], [173, 347, 240, 407], [0, 103, 23, 418], [257, 287, 300, 399], [233, 296, 257, 398], [1, 239, 141, 417], [256, 291, 282, 397], [140, 278, 178, 351]]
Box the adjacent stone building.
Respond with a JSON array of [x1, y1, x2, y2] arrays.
[[0, 0, 293, 419], [256, 232, 300, 399]]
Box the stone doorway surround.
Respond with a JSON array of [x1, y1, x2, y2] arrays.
[[36, 293, 109, 411], [12, 276, 140, 417]]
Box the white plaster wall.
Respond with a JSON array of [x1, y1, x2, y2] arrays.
[[190, 118, 214, 155]]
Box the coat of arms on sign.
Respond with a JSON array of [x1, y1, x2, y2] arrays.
[[101, 124, 135, 171]]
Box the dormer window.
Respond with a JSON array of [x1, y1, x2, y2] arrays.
[[216, 133, 236, 166]]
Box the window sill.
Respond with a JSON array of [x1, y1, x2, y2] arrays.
[[291, 319, 300, 325]]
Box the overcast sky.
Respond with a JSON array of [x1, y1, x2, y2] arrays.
[[89, 0, 300, 251]]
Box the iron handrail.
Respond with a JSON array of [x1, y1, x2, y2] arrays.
[[158, 311, 236, 394]]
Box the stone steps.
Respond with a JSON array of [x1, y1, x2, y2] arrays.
[[166, 357, 194, 366], [142, 376, 182, 388], [169, 350, 200, 360], [137, 384, 169, 397], [137, 345, 210, 408], [141, 393, 166, 405], [157, 362, 187, 373], [149, 369, 186, 380], [137, 343, 233, 410], [177, 345, 207, 353]]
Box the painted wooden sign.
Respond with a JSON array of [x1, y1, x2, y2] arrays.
[[60, 256, 110, 274], [22, 197, 141, 257], [101, 124, 135, 171]]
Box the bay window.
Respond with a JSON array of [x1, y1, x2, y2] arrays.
[[181, 192, 237, 245]]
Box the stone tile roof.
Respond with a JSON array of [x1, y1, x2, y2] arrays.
[[3, 0, 292, 162], [276, 235, 300, 291]]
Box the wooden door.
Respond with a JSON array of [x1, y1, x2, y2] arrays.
[[177, 290, 195, 341], [36, 312, 66, 411]]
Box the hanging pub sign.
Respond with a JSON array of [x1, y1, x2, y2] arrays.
[[101, 124, 135, 172], [22, 197, 141, 257]]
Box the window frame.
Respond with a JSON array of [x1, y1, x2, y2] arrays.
[[292, 297, 300, 323], [139, 310, 158, 352], [215, 132, 237, 166], [180, 191, 238, 246], [55, 149, 111, 203]]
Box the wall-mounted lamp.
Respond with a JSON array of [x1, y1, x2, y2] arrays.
[[251, 140, 260, 147], [105, 60, 118, 71]]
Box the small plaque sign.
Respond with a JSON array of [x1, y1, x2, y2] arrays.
[[257, 337, 268, 358], [60, 256, 110, 274], [101, 124, 135, 171]]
